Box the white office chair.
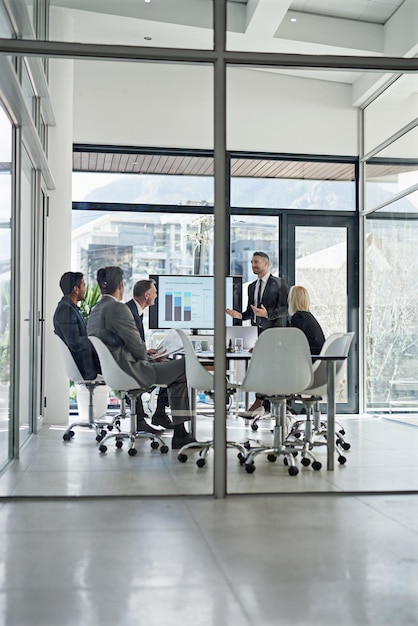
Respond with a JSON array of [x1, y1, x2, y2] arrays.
[[289, 332, 355, 465], [240, 328, 313, 475], [175, 329, 248, 467], [89, 337, 169, 456], [56, 336, 113, 443]]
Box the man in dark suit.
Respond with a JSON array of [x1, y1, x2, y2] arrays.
[[226, 252, 289, 334], [226, 251, 289, 332], [53, 271, 100, 380], [226, 251, 289, 416], [87, 266, 195, 449], [126, 279, 173, 430]]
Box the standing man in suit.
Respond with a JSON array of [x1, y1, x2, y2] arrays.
[[53, 271, 101, 380], [126, 279, 173, 430], [87, 266, 195, 449], [226, 251, 289, 331], [226, 251, 289, 416]]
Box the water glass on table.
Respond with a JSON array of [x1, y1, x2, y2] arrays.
[[234, 337, 244, 352]]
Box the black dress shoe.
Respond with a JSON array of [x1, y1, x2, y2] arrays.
[[151, 413, 174, 429], [136, 419, 165, 435], [171, 433, 197, 450]]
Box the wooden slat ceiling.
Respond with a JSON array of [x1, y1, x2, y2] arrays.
[[73, 151, 417, 181]]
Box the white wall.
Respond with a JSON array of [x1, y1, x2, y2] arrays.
[[44, 11, 74, 425], [73, 61, 358, 155], [227, 68, 357, 155], [73, 61, 214, 149]]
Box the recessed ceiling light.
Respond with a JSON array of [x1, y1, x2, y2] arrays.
[[290, 17, 297, 22], [144, 0, 151, 3], [144, 36, 152, 41]]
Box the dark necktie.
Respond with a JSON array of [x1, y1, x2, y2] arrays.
[[139, 314, 145, 341], [256, 279, 263, 308]]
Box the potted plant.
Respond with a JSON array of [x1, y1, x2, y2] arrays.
[[74, 284, 110, 420]]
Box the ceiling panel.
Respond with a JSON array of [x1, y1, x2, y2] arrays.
[[73, 149, 358, 180]]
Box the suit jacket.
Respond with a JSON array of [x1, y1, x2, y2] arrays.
[[242, 275, 289, 332], [53, 296, 100, 380], [125, 298, 169, 406], [290, 311, 325, 356], [87, 295, 157, 388], [126, 298, 145, 341]]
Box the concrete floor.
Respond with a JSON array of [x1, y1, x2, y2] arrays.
[[0, 412, 417, 625]]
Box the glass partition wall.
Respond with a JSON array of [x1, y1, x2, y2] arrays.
[[0, 0, 416, 497], [363, 75, 418, 414]]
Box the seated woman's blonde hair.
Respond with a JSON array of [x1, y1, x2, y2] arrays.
[[288, 285, 310, 316]]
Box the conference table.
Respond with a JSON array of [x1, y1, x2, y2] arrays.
[[194, 349, 347, 471]]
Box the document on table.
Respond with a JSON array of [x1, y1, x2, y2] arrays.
[[149, 329, 183, 359]]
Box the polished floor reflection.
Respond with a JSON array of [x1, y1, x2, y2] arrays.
[[1, 412, 417, 496], [0, 412, 417, 624], [0, 493, 417, 625]]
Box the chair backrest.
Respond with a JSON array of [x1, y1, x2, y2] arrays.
[[304, 331, 355, 397], [88, 336, 141, 392], [240, 328, 313, 397], [176, 329, 215, 392], [56, 336, 86, 384]]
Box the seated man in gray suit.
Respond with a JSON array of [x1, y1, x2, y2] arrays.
[[126, 279, 173, 430], [88, 266, 194, 449]]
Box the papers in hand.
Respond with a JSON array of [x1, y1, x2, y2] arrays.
[[149, 329, 183, 360]]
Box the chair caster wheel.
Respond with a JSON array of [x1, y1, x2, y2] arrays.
[[196, 458, 206, 468], [301, 457, 311, 467], [243, 440, 251, 450], [267, 454, 277, 463], [288, 466, 299, 476], [63, 431, 74, 442], [342, 442, 351, 450], [312, 461, 322, 471], [128, 448, 137, 456], [96, 434, 103, 443], [251, 423, 259, 431], [115, 440, 123, 449], [160, 445, 169, 454], [237, 453, 246, 465], [338, 428, 346, 435], [178, 453, 188, 463], [99, 444, 107, 453], [151, 441, 159, 450], [100, 429, 107, 438], [338, 455, 347, 464], [107, 425, 113, 431], [294, 432, 301, 438], [245, 463, 256, 473]]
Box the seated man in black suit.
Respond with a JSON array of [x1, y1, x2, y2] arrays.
[[126, 279, 173, 430], [53, 271, 101, 381]]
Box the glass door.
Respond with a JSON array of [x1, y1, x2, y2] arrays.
[[33, 189, 47, 432], [18, 148, 46, 442], [0, 104, 12, 467], [18, 147, 34, 443], [284, 214, 359, 412]]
